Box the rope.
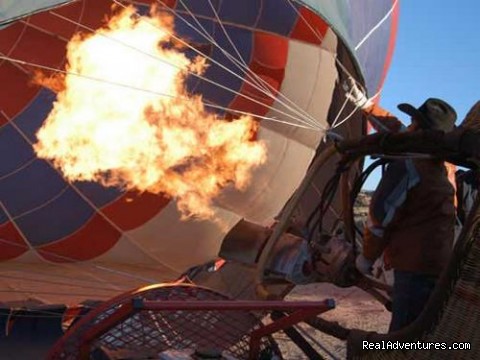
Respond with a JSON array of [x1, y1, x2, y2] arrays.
[[176, 0, 321, 127], [289, 0, 399, 131], [115, 0, 322, 129], [287, 0, 361, 87], [0, 54, 316, 131], [105, 1, 325, 130]]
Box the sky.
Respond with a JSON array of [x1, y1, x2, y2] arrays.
[[363, 0, 480, 190]]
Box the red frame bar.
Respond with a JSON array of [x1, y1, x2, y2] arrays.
[[140, 299, 334, 311], [77, 299, 335, 359]]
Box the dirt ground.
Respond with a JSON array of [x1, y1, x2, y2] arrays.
[[274, 283, 391, 359]]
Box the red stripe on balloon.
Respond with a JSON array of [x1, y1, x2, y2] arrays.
[[0, 23, 37, 121], [36, 192, 170, 262], [228, 73, 279, 117], [0, 20, 67, 121], [229, 32, 288, 118], [102, 192, 170, 232], [154, 0, 177, 8], [253, 32, 289, 70], [28, 4, 83, 41], [106, 0, 176, 11], [76, 0, 114, 29], [8, 25, 67, 72], [290, 7, 328, 45], [0, 21, 27, 54], [0, 0, 120, 124], [0, 221, 29, 260], [0, 62, 37, 123], [28, 0, 118, 41], [37, 214, 121, 262]]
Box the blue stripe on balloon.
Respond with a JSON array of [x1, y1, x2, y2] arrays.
[[356, 23, 391, 95], [174, 14, 215, 45], [0, 160, 66, 219], [255, 0, 298, 36], [175, 0, 221, 18], [0, 207, 6, 226], [348, 1, 393, 93], [192, 25, 252, 109], [218, 0, 261, 27], [13, 89, 55, 143], [74, 181, 122, 208], [193, 61, 239, 107], [174, 15, 216, 94], [0, 123, 35, 179], [136, 3, 149, 16], [5, 87, 123, 235], [15, 187, 95, 247], [213, 23, 253, 65]]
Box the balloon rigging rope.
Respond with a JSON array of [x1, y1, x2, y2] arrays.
[[0, 0, 397, 291], [52, 4, 324, 131], [149, 0, 321, 128], [330, 88, 355, 129], [286, 0, 365, 136], [288, 0, 398, 133], [0, 0, 397, 299], [0, 54, 316, 131], [159, 0, 267, 92], [52, 8, 321, 131], [173, 0, 275, 101], [0, 1, 393, 310], [204, 0, 270, 92], [286, 1, 363, 89], [0, 1, 330, 298], [119, 0, 325, 130], [331, 91, 382, 130]]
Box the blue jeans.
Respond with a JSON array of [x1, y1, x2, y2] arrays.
[[389, 270, 437, 332]]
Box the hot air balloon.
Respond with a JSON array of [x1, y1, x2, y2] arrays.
[[0, 0, 398, 358]]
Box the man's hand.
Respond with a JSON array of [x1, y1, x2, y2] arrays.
[[343, 77, 373, 110], [355, 254, 374, 276]]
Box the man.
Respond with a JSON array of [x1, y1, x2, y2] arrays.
[[454, 101, 480, 224], [345, 80, 457, 332], [362, 97, 480, 226]]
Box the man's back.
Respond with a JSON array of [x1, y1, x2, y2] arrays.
[[364, 158, 455, 276], [384, 159, 455, 275]]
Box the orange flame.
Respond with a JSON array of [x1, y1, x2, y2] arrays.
[[32, 70, 65, 93], [34, 7, 266, 219]]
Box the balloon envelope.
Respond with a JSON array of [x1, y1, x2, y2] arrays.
[[0, 0, 398, 303]]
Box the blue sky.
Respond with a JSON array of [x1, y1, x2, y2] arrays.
[[363, 0, 480, 190]]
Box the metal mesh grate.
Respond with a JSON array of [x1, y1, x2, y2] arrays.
[[49, 284, 277, 359]]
